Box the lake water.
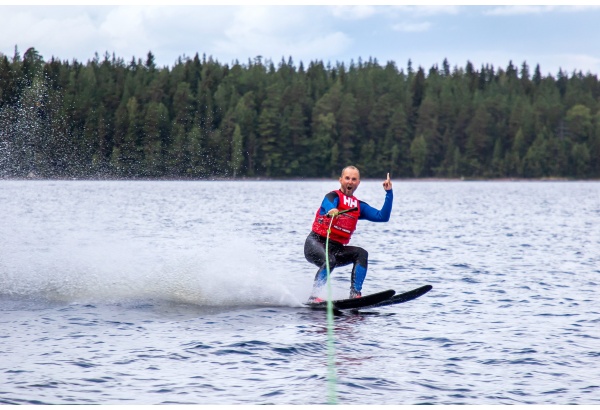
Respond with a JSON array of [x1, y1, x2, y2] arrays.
[[0, 179, 599, 405]]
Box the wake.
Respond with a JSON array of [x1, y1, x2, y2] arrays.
[[0, 233, 303, 308]]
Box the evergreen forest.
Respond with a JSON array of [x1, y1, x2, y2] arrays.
[[1, 46, 599, 179]]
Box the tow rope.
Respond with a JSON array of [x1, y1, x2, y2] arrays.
[[324, 206, 357, 405], [325, 214, 337, 404]]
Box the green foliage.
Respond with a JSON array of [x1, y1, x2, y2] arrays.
[[230, 124, 244, 177], [1, 46, 599, 179], [566, 104, 593, 143], [410, 134, 427, 177], [570, 142, 590, 177]]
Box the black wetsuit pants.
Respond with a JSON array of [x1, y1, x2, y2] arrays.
[[304, 231, 368, 293]]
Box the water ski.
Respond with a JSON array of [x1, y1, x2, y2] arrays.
[[304, 285, 432, 311], [305, 289, 395, 311], [357, 284, 432, 310]]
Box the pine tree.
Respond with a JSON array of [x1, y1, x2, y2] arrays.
[[410, 134, 427, 177], [257, 82, 282, 176], [309, 112, 336, 177], [523, 127, 550, 177], [570, 142, 590, 177], [565, 104, 593, 144], [230, 124, 244, 177], [386, 106, 412, 177], [143, 101, 168, 175]]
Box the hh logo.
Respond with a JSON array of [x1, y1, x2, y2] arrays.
[[343, 196, 358, 208]]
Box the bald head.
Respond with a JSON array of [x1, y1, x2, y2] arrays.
[[341, 166, 360, 178], [339, 166, 361, 196]]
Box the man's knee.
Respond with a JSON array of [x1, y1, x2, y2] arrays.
[[357, 248, 368, 265]]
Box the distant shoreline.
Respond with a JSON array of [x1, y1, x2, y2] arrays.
[[1, 176, 596, 182]]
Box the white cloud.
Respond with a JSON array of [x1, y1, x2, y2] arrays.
[[538, 53, 600, 75], [0, 7, 102, 62], [328, 5, 459, 21], [484, 5, 600, 16], [329, 5, 378, 20], [484, 6, 557, 15], [1, 4, 599, 77], [392, 22, 432, 32], [100, 6, 150, 51], [390, 5, 460, 17], [213, 6, 352, 64], [1, 6, 351, 66]]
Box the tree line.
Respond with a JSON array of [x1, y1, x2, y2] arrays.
[[1, 46, 599, 179]]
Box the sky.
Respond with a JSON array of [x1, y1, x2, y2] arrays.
[[1, 3, 600, 77]]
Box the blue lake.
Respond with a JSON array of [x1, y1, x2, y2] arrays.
[[0, 180, 599, 404]]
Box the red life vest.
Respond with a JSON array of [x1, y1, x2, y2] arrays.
[[312, 190, 361, 245]]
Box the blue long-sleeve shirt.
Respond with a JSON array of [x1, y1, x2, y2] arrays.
[[318, 189, 393, 222]]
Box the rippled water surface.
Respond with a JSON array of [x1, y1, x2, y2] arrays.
[[1, 180, 599, 405]]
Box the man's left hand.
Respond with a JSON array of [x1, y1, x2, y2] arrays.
[[383, 172, 392, 190]]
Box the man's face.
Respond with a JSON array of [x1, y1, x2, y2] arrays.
[[339, 168, 360, 196]]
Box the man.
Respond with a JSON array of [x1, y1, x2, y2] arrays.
[[304, 166, 393, 303]]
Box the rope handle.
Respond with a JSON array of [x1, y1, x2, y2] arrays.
[[324, 206, 358, 218]]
